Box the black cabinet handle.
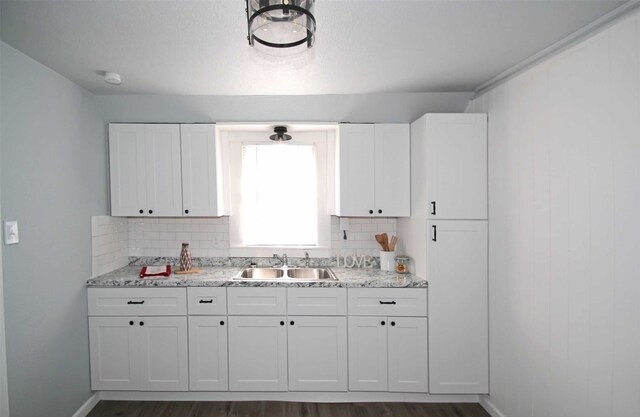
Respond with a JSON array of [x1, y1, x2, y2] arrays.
[[199, 299, 213, 304], [219, 321, 225, 326], [381, 321, 386, 326], [290, 321, 295, 326], [148, 210, 153, 214], [280, 321, 285, 326], [139, 209, 144, 214], [430, 201, 436, 215], [369, 209, 374, 214], [391, 321, 396, 326], [378, 209, 382, 214], [185, 209, 189, 214], [432, 225, 437, 242], [127, 300, 144, 305], [379, 300, 396, 305], [139, 321, 144, 326], [129, 321, 134, 326]]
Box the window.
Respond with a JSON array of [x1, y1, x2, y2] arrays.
[[225, 129, 332, 257]]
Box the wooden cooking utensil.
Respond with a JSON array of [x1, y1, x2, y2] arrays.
[[375, 234, 386, 250], [389, 235, 398, 251], [381, 233, 389, 251]]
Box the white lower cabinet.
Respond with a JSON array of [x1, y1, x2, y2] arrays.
[[288, 316, 348, 392], [89, 316, 188, 391], [348, 316, 428, 393], [348, 316, 388, 391], [188, 316, 228, 391], [227, 315, 288, 391]]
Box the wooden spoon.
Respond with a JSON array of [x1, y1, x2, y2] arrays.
[[375, 234, 386, 250], [381, 233, 389, 251], [389, 235, 398, 251]]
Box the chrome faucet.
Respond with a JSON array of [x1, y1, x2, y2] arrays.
[[273, 253, 288, 267], [304, 252, 311, 268]]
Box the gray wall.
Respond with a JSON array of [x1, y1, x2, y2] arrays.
[[0, 42, 107, 417], [96, 92, 472, 124]]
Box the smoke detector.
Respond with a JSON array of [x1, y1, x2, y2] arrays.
[[104, 72, 122, 85], [269, 126, 292, 141]]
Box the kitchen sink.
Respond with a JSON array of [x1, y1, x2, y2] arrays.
[[232, 267, 338, 282], [238, 268, 284, 279]]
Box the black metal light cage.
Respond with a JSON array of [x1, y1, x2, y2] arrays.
[[246, 0, 316, 49]]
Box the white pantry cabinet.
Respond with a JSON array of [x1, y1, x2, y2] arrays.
[[333, 124, 410, 217], [109, 124, 182, 216], [188, 316, 228, 391], [422, 114, 487, 220], [89, 316, 189, 391], [427, 220, 488, 394], [287, 316, 348, 391], [227, 315, 288, 391], [109, 123, 225, 217]]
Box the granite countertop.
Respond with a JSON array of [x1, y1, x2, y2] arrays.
[[86, 266, 427, 288]]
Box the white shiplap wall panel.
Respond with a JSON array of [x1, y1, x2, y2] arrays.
[[471, 10, 640, 417]]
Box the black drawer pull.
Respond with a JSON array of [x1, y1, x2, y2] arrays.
[[379, 300, 397, 305], [430, 201, 436, 215], [127, 300, 144, 305], [199, 299, 213, 304], [432, 225, 437, 242]]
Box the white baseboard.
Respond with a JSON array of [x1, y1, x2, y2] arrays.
[[479, 395, 506, 417], [71, 392, 100, 417], [99, 391, 480, 403]]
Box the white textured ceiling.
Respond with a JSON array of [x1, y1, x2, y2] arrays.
[[0, 0, 625, 95]]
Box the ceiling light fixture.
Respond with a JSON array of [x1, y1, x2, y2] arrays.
[[269, 126, 292, 141], [246, 0, 316, 52]]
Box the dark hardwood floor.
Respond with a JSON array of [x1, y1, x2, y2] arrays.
[[87, 401, 491, 417]]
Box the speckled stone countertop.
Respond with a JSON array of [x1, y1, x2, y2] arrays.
[[86, 265, 427, 288]]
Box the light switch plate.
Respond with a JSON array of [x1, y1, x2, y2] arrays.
[[4, 221, 19, 245], [339, 218, 350, 231]]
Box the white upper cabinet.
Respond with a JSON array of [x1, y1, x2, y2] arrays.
[[109, 124, 147, 216], [424, 114, 487, 220], [333, 124, 410, 217], [180, 124, 221, 216], [109, 123, 224, 217], [144, 124, 183, 217]]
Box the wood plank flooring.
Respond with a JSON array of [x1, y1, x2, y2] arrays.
[[87, 401, 490, 417]]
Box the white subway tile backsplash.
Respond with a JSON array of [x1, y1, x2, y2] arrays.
[[91, 216, 129, 277]]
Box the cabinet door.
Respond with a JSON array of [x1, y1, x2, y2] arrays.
[[137, 316, 189, 391], [427, 220, 488, 394], [109, 124, 147, 216], [288, 316, 347, 392], [374, 124, 410, 217], [425, 114, 487, 220], [144, 124, 182, 216], [188, 316, 228, 391], [337, 124, 375, 216], [180, 124, 219, 216], [89, 316, 138, 390], [388, 317, 428, 393], [228, 316, 288, 391], [348, 316, 388, 391]]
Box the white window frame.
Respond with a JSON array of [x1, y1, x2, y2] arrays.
[[225, 130, 331, 258]]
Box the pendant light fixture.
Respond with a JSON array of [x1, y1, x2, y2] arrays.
[[269, 126, 292, 141], [246, 0, 316, 52]]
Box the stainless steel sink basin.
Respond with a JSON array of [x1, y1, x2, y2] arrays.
[[287, 268, 337, 280], [238, 268, 284, 279], [232, 267, 338, 282]]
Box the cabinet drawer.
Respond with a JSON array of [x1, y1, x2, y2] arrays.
[[287, 288, 347, 316], [88, 288, 187, 316], [187, 288, 227, 315], [347, 288, 427, 317], [227, 287, 286, 315]]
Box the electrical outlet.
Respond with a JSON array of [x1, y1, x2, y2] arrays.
[[4, 221, 19, 245], [339, 218, 350, 231]]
